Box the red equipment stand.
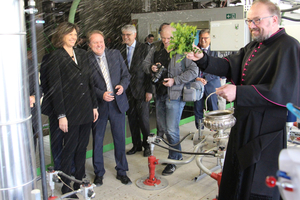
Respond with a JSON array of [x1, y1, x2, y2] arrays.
[[48, 196, 58, 200], [136, 155, 168, 190], [211, 172, 222, 200]]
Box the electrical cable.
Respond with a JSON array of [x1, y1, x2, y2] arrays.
[[57, 176, 74, 192], [151, 142, 216, 156]]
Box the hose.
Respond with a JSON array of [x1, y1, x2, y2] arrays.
[[159, 132, 194, 147], [158, 137, 208, 165], [281, 15, 300, 22], [152, 142, 215, 156], [57, 172, 85, 185], [281, 5, 300, 12]]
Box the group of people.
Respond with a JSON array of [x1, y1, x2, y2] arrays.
[[40, 22, 156, 198], [36, 0, 300, 199]]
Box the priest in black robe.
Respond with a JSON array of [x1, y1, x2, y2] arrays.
[[187, 0, 300, 199]]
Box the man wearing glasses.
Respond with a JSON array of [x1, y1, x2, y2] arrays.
[[194, 29, 220, 130], [187, 0, 300, 199], [118, 25, 152, 157]]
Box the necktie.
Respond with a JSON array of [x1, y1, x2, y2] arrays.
[[203, 48, 208, 53], [127, 46, 132, 68], [98, 57, 113, 92]]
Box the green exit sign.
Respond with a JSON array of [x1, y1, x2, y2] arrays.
[[226, 13, 236, 19]]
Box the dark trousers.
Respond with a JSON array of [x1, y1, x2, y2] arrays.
[[49, 114, 64, 170], [31, 107, 38, 150], [194, 81, 219, 129], [155, 94, 168, 137], [127, 95, 150, 149], [92, 101, 128, 177], [60, 122, 92, 185]]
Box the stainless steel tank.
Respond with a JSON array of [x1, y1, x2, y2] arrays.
[[0, 0, 37, 199]]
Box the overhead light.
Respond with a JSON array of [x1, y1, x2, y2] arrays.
[[51, 0, 74, 2], [36, 20, 45, 24]]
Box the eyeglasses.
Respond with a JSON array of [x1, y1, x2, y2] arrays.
[[200, 37, 210, 40], [245, 16, 274, 26], [121, 33, 132, 37]]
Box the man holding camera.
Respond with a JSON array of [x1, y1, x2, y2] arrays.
[[143, 24, 198, 175]]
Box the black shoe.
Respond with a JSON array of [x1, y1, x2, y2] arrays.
[[143, 148, 151, 157], [126, 146, 142, 155], [162, 164, 176, 176], [73, 182, 81, 190], [116, 175, 132, 185], [61, 185, 78, 199], [94, 175, 103, 187]]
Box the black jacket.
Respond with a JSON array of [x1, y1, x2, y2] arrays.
[[40, 48, 97, 125], [119, 41, 152, 100], [88, 48, 130, 114]]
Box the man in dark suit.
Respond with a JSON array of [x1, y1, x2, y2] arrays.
[[194, 29, 221, 129], [145, 34, 154, 46], [88, 30, 132, 186], [119, 25, 152, 157], [28, 57, 38, 149], [145, 34, 154, 51]]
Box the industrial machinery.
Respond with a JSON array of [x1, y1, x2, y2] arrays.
[[136, 96, 236, 194], [136, 131, 227, 191], [46, 167, 96, 200]]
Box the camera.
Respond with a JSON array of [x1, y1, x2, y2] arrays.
[[152, 64, 166, 83]]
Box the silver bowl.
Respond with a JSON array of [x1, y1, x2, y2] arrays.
[[203, 109, 236, 131]]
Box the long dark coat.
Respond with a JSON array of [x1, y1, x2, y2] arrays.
[[195, 28, 300, 200], [41, 48, 97, 125]]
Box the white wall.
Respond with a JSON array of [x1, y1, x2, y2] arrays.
[[131, 6, 245, 42]]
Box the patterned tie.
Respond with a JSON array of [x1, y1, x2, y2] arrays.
[[98, 57, 113, 92], [127, 46, 132, 68], [203, 48, 208, 53]]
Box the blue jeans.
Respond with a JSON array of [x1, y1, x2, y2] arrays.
[[156, 94, 185, 160], [194, 80, 219, 129]]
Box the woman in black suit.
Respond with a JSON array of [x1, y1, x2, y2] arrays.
[[41, 22, 98, 196]]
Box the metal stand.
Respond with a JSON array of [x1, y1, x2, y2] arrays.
[[46, 167, 96, 200], [136, 176, 168, 191], [136, 154, 168, 190], [194, 127, 227, 182]]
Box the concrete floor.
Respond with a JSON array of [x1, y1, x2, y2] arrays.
[[36, 119, 300, 200], [39, 120, 221, 200]]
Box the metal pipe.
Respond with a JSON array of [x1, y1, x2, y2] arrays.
[[195, 147, 218, 176], [27, 0, 48, 199], [68, 0, 81, 23], [0, 0, 37, 199]]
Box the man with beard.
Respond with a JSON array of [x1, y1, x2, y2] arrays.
[[186, 0, 300, 199]]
